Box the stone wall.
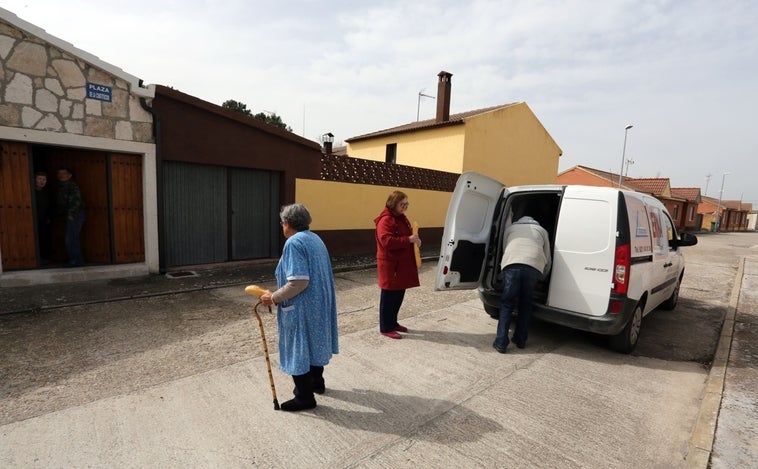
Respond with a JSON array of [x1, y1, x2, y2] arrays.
[[0, 20, 153, 143]]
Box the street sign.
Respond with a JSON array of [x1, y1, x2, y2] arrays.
[[86, 82, 112, 102]]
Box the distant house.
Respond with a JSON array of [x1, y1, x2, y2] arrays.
[[721, 200, 751, 231], [555, 165, 624, 188], [670, 188, 702, 231], [747, 211, 757, 231], [344, 71, 562, 186], [697, 197, 751, 231], [556, 165, 700, 231]]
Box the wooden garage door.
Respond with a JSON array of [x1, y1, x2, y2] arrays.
[[0, 141, 36, 270]]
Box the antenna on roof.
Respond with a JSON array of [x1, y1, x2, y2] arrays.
[[704, 173, 712, 196], [624, 158, 634, 176], [417, 89, 435, 121]]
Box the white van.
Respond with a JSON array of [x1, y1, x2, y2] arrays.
[[435, 171, 698, 353]]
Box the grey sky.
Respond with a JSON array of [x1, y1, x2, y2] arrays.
[[5, 0, 757, 204]]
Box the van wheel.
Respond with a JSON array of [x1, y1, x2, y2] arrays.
[[609, 303, 642, 354], [660, 278, 681, 311]]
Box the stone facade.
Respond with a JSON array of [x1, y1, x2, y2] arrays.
[[0, 20, 153, 143]]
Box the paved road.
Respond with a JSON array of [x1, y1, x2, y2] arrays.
[[1, 232, 756, 467]]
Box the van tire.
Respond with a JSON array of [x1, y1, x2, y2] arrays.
[[609, 303, 642, 354], [659, 277, 681, 311]]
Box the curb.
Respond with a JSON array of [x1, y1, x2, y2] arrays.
[[0, 256, 438, 315], [686, 257, 745, 467]]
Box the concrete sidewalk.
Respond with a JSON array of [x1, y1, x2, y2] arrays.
[[1, 296, 708, 468], [1, 250, 755, 467], [706, 257, 758, 468]]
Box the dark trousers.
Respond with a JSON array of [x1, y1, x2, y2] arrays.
[[37, 222, 52, 261], [293, 365, 324, 402], [65, 211, 85, 266], [495, 264, 540, 348], [379, 289, 406, 332]]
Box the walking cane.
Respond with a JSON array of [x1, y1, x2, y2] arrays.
[[245, 285, 280, 410]]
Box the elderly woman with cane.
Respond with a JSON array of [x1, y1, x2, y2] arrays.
[[259, 204, 339, 412]]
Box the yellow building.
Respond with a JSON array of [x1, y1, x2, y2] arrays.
[[296, 71, 563, 255], [344, 71, 562, 186]]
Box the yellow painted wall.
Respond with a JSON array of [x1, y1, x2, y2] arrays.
[[346, 126, 466, 173], [345, 102, 560, 186], [296, 179, 451, 230], [462, 103, 561, 185]]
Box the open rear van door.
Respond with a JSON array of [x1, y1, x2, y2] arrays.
[[435, 172, 505, 291]]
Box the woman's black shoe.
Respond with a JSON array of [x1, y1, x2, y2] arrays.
[[280, 397, 317, 412]]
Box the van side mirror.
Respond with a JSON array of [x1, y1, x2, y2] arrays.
[[676, 232, 698, 247]]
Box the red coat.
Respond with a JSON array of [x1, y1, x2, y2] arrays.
[[374, 207, 420, 290]]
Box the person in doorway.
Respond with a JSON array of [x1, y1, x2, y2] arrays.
[[34, 171, 52, 263], [374, 190, 421, 339], [56, 167, 85, 267], [259, 204, 339, 412], [493, 215, 552, 353]]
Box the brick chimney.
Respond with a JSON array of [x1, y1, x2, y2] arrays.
[[436, 71, 453, 123], [322, 132, 334, 155]]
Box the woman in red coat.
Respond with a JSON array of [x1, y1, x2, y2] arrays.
[[374, 191, 422, 339]]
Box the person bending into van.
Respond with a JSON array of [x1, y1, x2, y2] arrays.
[[493, 215, 551, 353]]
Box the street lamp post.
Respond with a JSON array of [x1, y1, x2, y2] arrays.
[[618, 124, 633, 188], [714, 172, 731, 232]]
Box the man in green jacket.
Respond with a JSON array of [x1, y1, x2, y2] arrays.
[[56, 167, 85, 267]]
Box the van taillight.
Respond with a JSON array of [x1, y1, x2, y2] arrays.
[[612, 243, 630, 295]]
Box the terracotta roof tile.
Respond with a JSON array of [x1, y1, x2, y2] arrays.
[[670, 187, 701, 202], [565, 165, 643, 190], [345, 103, 518, 142], [625, 178, 670, 196], [723, 200, 749, 210]]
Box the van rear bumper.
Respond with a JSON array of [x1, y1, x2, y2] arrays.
[[478, 289, 636, 336]]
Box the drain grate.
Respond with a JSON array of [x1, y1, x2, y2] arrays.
[[165, 271, 198, 279]]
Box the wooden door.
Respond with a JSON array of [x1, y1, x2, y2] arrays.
[[111, 154, 144, 263], [0, 141, 36, 270]]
